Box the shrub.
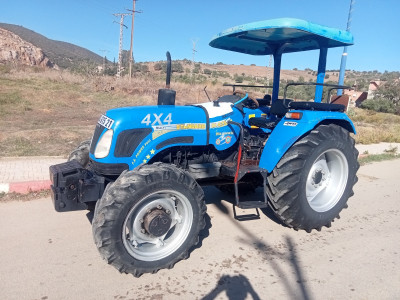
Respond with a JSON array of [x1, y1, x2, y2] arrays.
[[153, 62, 183, 73], [154, 62, 162, 71], [234, 74, 244, 83], [360, 98, 396, 114]]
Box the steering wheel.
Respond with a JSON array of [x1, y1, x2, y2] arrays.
[[233, 90, 259, 109]]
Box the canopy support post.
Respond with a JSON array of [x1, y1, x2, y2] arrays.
[[272, 53, 282, 103], [315, 47, 328, 103]]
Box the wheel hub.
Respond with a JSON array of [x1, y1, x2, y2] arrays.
[[143, 209, 172, 237], [311, 168, 327, 187]]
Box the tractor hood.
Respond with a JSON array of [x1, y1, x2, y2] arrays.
[[89, 102, 242, 171], [89, 104, 207, 162]]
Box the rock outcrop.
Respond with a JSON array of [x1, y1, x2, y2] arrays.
[[0, 27, 55, 68]]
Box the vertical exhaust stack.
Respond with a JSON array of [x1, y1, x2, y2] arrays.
[[157, 51, 176, 105]]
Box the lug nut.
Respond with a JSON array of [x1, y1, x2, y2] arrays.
[[157, 205, 162, 210], [141, 229, 146, 234], [166, 209, 171, 214], [139, 219, 144, 223]]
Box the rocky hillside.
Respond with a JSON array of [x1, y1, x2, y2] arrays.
[[0, 27, 54, 68], [0, 23, 103, 70]]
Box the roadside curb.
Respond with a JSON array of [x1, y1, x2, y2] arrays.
[[0, 180, 51, 194], [0, 155, 373, 195], [1, 142, 398, 195]]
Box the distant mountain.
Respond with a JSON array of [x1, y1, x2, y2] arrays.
[[0, 23, 103, 70]]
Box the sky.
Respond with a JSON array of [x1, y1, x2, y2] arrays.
[[1, 0, 399, 72]]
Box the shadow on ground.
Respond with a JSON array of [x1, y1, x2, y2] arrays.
[[204, 186, 285, 227], [203, 186, 312, 300], [202, 274, 261, 300]]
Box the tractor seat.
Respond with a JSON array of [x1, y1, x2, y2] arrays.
[[289, 101, 345, 112], [256, 94, 272, 106], [248, 99, 292, 129], [270, 99, 345, 116]]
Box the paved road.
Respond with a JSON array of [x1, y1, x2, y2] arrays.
[[0, 160, 399, 300]]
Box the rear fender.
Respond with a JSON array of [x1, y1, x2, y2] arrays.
[[259, 111, 356, 172]]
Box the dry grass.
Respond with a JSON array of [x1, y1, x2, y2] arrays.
[[0, 67, 398, 157], [0, 189, 50, 202], [348, 108, 400, 144], [358, 153, 400, 166], [0, 68, 240, 157]]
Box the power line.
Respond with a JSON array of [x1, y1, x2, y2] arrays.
[[113, 13, 131, 78], [126, 0, 143, 79], [267, 54, 273, 94], [191, 38, 198, 83], [338, 0, 356, 95], [99, 49, 110, 75]]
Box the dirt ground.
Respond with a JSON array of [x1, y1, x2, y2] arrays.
[[0, 159, 399, 300]]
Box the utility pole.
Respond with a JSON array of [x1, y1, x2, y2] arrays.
[[113, 13, 131, 78], [191, 39, 198, 83], [126, 0, 142, 79], [337, 0, 355, 95], [99, 49, 110, 75], [266, 54, 273, 94]]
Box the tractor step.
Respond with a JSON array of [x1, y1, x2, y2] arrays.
[[237, 201, 268, 209], [233, 205, 263, 221]]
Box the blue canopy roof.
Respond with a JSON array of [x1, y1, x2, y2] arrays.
[[209, 18, 353, 55]]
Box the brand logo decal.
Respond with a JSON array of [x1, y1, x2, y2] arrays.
[[283, 121, 298, 127]]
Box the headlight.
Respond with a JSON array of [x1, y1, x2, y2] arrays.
[[94, 129, 113, 158]]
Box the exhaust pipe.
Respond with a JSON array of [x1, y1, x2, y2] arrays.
[[157, 51, 176, 105], [165, 51, 171, 88]]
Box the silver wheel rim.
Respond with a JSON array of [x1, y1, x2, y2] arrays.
[[122, 190, 193, 261], [306, 149, 349, 212]]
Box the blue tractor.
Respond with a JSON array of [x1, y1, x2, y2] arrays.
[[50, 18, 359, 276]]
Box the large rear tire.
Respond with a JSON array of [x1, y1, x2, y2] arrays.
[[92, 163, 206, 276], [266, 124, 359, 232]]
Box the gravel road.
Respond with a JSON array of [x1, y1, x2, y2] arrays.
[[0, 159, 399, 300]]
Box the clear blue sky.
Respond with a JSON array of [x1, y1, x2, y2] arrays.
[[1, 0, 399, 72]]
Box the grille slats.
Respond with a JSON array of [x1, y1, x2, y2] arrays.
[[114, 128, 152, 157]]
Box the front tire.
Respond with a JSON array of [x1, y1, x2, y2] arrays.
[[68, 140, 91, 167], [92, 163, 206, 276], [266, 124, 359, 232]]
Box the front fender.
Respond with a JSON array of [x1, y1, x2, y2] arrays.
[[259, 111, 356, 172]]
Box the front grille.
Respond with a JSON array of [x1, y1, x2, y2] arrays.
[[90, 124, 105, 154], [89, 159, 129, 176], [114, 128, 152, 157]]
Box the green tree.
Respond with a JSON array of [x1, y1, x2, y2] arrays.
[[376, 81, 400, 105]]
